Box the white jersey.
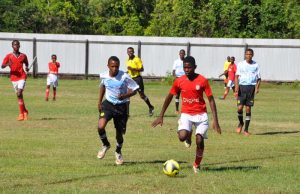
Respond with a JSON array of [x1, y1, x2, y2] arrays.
[[100, 70, 139, 105], [236, 60, 261, 85], [172, 58, 185, 78]]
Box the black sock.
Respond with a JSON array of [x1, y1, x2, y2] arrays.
[[116, 143, 122, 153], [244, 112, 251, 132], [143, 96, 153, 109], [238, 111, 244, 126], [98, 130, 110, 147]]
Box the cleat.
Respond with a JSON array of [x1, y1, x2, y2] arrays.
[[97, 145, 110, 159], [243, 131, 251, 136], [149, 106, 154, 116], [184, 139, 191, 148], [17, 114, 24, 121], [115, 152, 124, 165], [23, 111, 29, 120], [236, 124, 243, 134], [193, 163, 200, 173]]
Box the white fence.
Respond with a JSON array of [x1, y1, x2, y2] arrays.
[[0, 32, 299, 81]]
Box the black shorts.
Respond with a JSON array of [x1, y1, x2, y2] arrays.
[[99, 100, 128, 134], [237, 85, 255, 106], [133, 76, 144, 93]]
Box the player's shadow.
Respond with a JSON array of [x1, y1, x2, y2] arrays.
[[255, 130, 300, 135], [123, 160, 188, 166], [39, 117, 69, 120], [202, 165, 261, 172]]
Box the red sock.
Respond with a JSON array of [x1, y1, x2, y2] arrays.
[[53, 90, 56, 98], [194, 147, 204, 166], [45, 88, 50, 98], [18, 99, 25, 114]]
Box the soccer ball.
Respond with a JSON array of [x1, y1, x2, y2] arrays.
[[163, 159, 180, 177]]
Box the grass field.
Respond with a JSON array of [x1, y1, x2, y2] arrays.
[[0, 77, 299, 194]]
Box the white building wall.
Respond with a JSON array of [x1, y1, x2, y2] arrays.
[[0, 32, 299, 81]]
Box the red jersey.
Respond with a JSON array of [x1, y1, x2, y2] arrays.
[[170, 74, 213, 115], [2, 53, 28, 81], [48, 62, 60, 74], [227, 63, 237, 81]]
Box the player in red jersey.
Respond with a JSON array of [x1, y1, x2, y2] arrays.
[[219, 56, 237, 100], [1, 40, 29, 121], [152, 56, 221, 173], [45, 54, 60, 101]]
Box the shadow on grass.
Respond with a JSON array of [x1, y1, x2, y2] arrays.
[[202, 165, 261, 172], [255, 130, 300, 135], [123, 160, 188, 166], [39, 117, 70, 121]]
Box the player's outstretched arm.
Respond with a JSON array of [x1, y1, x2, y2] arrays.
[[255, 78, 261, 94], [234, 75, 239, 94], [98, 84, 105, 113], [152, 93, 173, 128], [208, 96, 222, 134]]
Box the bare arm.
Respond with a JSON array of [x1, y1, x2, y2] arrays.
[[208, 96, 222, 134], [98, 84, 106, 113], [151, 93, 174, 127], [255, 78, 261, 94], [234, 74, 240, 93], [219, 70, 228, 78]]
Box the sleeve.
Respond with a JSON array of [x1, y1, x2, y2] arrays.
[[135, 57, 143, 69], [2, 54, 9, 65], [236, 62, 241, 76], [203, 79, 213, 97], [256, 64, 261, 79], [169, 79, 180, 95], [126, 76, 139, 91], [57, 62, 60, 68]]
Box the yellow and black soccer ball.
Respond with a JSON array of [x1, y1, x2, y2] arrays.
[[163, 159, 180, 177]]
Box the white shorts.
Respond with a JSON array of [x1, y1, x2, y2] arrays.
[[178, 113, 209, 139], [47, 74, 58, 87], [227, 80, 235, 88], [12, 80, 26, 92]]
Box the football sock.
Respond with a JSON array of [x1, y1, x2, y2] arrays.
[[195, 147, 204, 166], [18, 98, 25, 114], [238, 111, 244, 126], [45, 88, 50, 98], [244, 112, 251, 132], [53, 89, 56, 98], [116, 143, 123, 153], [143, 96, 153, 108], [98, 130, 110, 147]]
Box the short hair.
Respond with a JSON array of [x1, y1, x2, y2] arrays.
[[108, 56, 120, 64], [179, 49, 185, 53], [127, 47, 134, 51], [12, 40, 20, 45], [183, 56, 196, 67], [245, 48, 254, 54], [51, 54, 57, 58]]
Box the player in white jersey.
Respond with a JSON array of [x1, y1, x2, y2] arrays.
[[172, 49, 186, 113], [235, 48, 261, 136], [96, 56, 139, 165]]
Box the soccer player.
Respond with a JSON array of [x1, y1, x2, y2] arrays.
[[172, 49, 186, 114], [235, 49, 261, 136], [219, 56, 237, 100], [45, 54, 60, 101], [97, 56, 139, 165], [1, 40, 29, 121], [221, 56, 231, 88], [152, 56, 222, 173], [126, 47, 154, 116]]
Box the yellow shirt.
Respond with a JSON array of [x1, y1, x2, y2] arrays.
[[126, 56, 143, 78], [223, 61, 230, 71]]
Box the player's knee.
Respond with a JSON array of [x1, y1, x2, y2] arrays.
[[196, 134, 204, 149], [237, 110, 243, 115], [177, 131, 187, 142]]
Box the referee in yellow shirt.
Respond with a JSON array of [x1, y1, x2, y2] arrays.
[[126, 47, 154, 116]]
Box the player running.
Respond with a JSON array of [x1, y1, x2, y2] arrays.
[[152, 56, 221, 173], [126, 47, 154, 116], [235, 49, 261, 136], [45, 54, 60, 101], [97, 56, 139, 165], [1, 40, 29, 121], [219, 56, 237, 100]]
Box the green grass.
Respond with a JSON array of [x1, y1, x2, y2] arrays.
[[0, 77, 299, 194]]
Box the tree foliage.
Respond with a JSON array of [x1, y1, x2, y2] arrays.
[[0, 0, 299, 38]]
